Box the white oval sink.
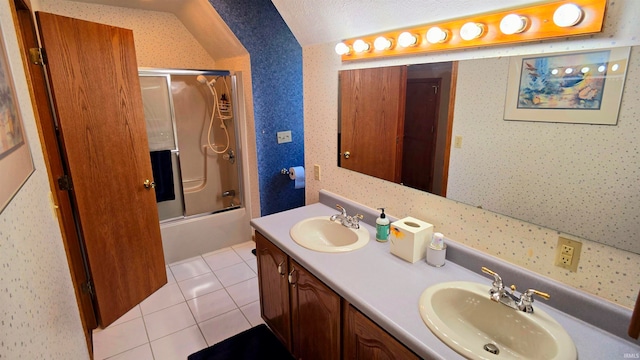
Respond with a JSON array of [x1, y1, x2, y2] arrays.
[[419, 281, 577, 360], [289, 216, 369, 252]]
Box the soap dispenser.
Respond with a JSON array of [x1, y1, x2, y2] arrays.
[[376, 208, 390, 242]]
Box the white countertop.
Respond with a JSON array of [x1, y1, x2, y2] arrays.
[[251, 201, 640, 359]]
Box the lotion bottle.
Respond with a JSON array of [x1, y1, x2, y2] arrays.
[[376, 208, 390, 242]]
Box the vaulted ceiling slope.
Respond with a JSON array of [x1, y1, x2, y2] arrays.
[[69, 0, 544, 52]]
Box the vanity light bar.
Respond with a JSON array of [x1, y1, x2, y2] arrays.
[[337, 0, 606, 61]]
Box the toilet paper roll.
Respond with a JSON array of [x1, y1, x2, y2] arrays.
[[289, 166, 305, 189]]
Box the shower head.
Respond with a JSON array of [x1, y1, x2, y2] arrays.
[[196, 75, 216, 87]]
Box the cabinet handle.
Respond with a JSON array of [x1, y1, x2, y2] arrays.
[[277, 260, 285, 276], [288, 268, 297, 287]]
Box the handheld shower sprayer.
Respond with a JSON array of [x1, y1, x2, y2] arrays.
[[196, 75, 216, 87]]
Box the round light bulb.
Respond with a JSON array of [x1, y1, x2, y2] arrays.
[[460, 22, 484, 41], [398, 32, 418, 47], [352, 39, 370, 53], [611, 63, 620, 72], [335, 42, 350, 55], [597, 65, 606, 73], [500, 14, 528, 35], [373, 36, 393, 51], [426, 27, 448, 44], [553, 4, 583, 27]]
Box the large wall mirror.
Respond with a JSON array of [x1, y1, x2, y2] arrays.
[[337, 46, 639, 255]]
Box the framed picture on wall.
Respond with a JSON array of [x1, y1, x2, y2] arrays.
[[0, 27, 34, 213], [504, 46, 631, 125]]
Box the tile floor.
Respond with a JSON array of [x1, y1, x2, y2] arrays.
[[92, 241, 263, 360]]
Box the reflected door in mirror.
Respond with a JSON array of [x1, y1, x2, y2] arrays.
[[339, 66, 407, 183]]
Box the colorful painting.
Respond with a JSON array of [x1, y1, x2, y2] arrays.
[[0, 27, 34, 214], [517, 51, 609, 110], [0, 43, 24, 159], [504, 47, 630, 125]]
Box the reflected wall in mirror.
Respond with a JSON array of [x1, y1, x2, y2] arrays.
[[338, 62, 455, 197], [337, 46, 640, 254]]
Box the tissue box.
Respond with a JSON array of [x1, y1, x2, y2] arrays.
[[389, 217, 434, 263]]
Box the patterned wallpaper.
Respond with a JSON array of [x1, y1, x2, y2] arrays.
[[448, 52, 640, 254], [0, 1, 89, 358], [208, 0, 305, 216], [303, 0, 640, 309], [38, 0, 217, 69]]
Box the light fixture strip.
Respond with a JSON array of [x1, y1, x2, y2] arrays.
[[340, 0, 606, 61]]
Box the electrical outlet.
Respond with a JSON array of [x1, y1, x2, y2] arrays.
[[277, 130, 292, 144], [454, 136, 463, 148], [561, 244, 574, 256], [313, 164, 321, 180], [555, 237, 582, 272]]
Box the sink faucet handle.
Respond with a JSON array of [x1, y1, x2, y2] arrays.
[[481, 267, 504, 289], [521, 288, 550, 301], [355, 214, 364, 219], [518, 288, 550, 313]]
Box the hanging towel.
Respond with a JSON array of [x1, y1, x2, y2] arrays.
[[150, 150, 175, 203]]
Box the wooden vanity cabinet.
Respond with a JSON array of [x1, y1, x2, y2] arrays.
[[255, 231, 292, 350], [256, 231, 341, 359], [256, 231, 419, 359], [343, 303, 422, 360]]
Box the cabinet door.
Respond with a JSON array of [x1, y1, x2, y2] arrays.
[[344, 304, 422, 360], [289, 259, 341, 360], [256, 232, 291, 350]]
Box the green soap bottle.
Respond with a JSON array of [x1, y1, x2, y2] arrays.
[[376, 208, 390, 242]]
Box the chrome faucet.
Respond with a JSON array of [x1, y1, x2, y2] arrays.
[[481, 267, 550, 313], [329, 204, 364, 229]]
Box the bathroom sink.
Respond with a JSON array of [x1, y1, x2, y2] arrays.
[[419, 281, 576, 360], [289, 216, 369, 252]]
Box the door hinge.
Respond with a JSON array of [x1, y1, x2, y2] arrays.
[[58, 175, 73, 191], [29, 47, 47, 66], [81, 280, 95, 297]]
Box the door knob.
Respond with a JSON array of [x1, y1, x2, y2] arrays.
[[143, 179, 156, 189], [343, 151, 351, 159]]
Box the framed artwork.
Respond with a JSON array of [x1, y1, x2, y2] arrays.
[[504, 46, 631, 125], [0, 28, 34, 213]]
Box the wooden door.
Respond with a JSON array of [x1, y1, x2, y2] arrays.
[[343, 304, 421, 360], [402, 79, 441, 192], [290, 259, 341, 360], [339, 66, 407, 183], [256, 232, 292, 351], [36, 12, 166, 327]]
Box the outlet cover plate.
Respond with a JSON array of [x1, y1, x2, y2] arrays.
[[555, 237, 582, 272], [277, 130, 292, 144]]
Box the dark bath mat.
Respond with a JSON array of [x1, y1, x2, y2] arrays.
[[188, 324, 293, 360]]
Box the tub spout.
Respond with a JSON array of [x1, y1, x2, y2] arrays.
[[222, 190, 236, 197]]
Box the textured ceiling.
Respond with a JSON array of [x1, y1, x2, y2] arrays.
[[271, 0, 544, 45], [68, 0, 545, 51]]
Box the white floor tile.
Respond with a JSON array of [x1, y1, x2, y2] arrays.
[[169, 257, 212, 282], [245, 257, 258, 274], [139, 282, 185, 315], [143, 302, 196, 341], [199, 309, 251, 346], [240, 301, 264, 327], [214, 262, 256, 287], [202, 248, 243, 271], [178, 272, 224, 300], [187, 289, 237, 323], [232, 241, 256, 261], [165, 266, 175, 284], [105, 343, 153, 360], [226, 277, 259, 307], [109, 305, 142, 328], [93, 317, 148, 360], [150, 325, 207, 360]]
